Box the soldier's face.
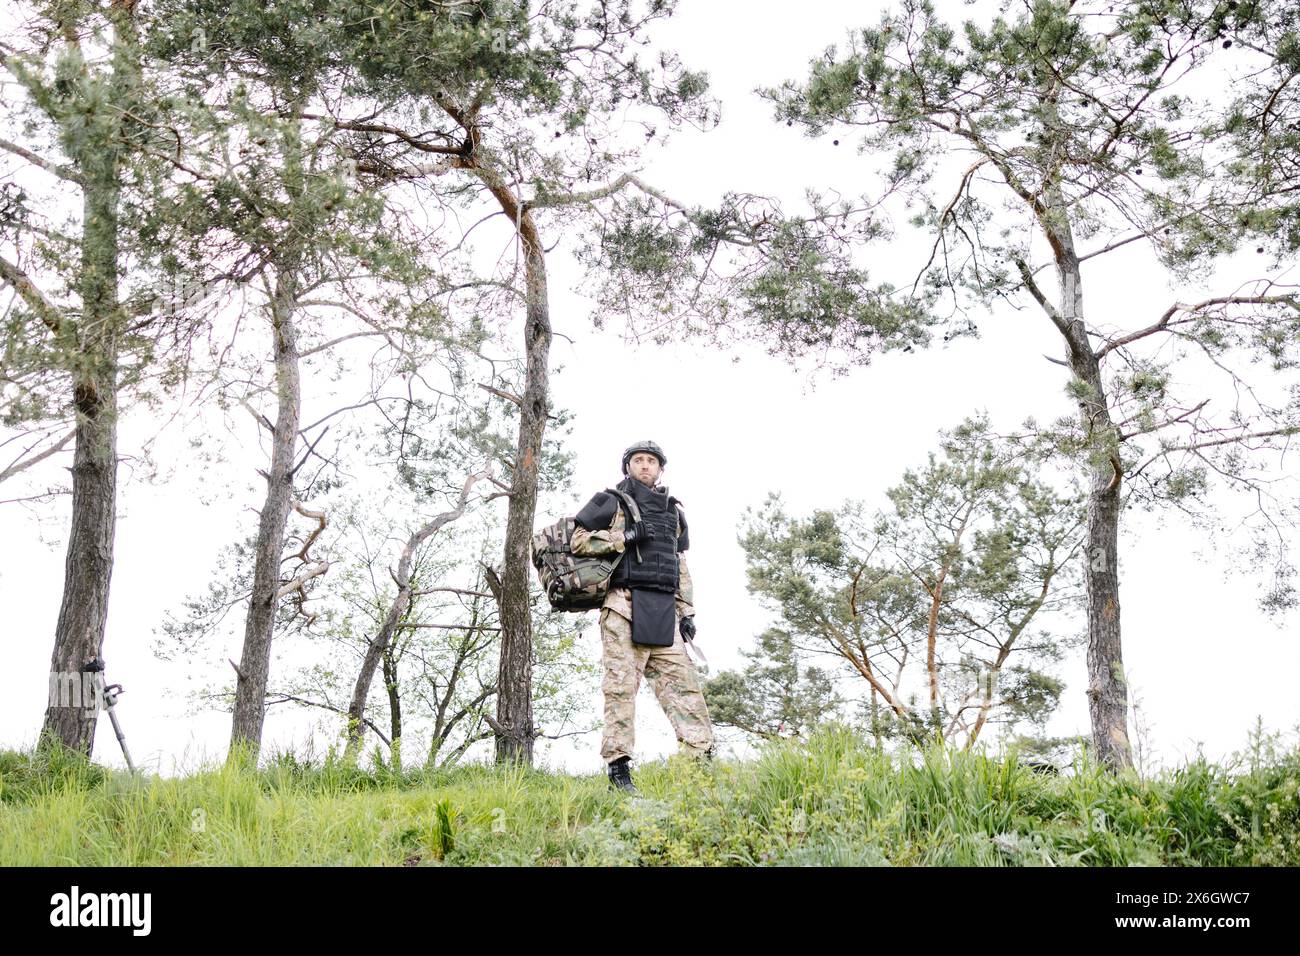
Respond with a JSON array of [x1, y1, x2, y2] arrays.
[[629, 453, 661, 486]]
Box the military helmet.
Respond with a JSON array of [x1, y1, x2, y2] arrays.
[[622, 440, 667, 475]]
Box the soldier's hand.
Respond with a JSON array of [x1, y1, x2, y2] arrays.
[[623, 521, 655, 545], [680, 616, 696, 642]]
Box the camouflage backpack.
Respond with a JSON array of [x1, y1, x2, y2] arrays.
[[531, 488, 641, 612]]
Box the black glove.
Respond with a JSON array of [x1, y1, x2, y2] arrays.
[[680, 616, 696, 642], [623, 521, 655, 545]]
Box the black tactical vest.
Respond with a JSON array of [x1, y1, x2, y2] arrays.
[[609, 476, 680, 593]]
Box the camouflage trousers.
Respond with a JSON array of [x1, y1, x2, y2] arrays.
[[599, 606, 714, 764]]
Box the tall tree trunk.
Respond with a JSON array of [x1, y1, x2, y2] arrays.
[[493, 215, 551, 766], [439, 106, 552, 767], [41, 351, 120, 756], [1081, 413, 1129, 771], [228, 268, 302, 761], [39, 7, 138, 758], [1045, 182, 1133, 774]]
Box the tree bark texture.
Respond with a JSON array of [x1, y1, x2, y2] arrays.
[[1044, 182, 1133, 773], [40, 7, 138, 757], [494, 215, 551, 767], [229, 268, 302, 760]]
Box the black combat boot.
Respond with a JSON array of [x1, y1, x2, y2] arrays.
[[607, 755, 638, 794]]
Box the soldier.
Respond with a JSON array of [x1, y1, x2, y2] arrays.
[[571, 440, 715, 794]]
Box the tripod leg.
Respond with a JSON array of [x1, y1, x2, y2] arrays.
[[106, 707, 136, 774]]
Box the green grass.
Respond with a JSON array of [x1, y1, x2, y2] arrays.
[[2, 724, 1296, 865]]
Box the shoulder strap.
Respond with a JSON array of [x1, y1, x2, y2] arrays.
[[605, 487, 641, 525]]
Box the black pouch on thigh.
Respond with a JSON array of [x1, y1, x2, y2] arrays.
[[630, 588, 676, 647]]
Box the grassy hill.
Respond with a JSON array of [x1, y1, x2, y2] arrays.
[[2, 724, 1296, 866]]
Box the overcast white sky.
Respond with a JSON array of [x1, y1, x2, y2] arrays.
[[2, 0, 1297, 778]]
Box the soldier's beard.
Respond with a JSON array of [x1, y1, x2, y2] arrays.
[[627, 471, 662, 489]]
